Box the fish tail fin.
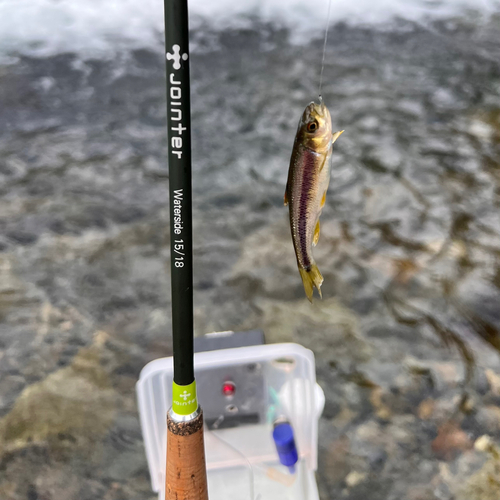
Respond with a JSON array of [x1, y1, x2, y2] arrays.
[[299, 264, 324, 302]]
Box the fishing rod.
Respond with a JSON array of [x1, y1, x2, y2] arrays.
[[163, 0, 208, 499]]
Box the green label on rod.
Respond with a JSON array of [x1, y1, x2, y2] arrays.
[[172, 381, 198, 416]]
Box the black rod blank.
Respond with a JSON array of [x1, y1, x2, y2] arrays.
[[164, 0, 194, 386]]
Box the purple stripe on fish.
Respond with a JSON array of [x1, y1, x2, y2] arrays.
[[298, 159, 314, 270]]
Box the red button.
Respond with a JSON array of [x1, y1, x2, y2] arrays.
[[222, 381, 235, 397]]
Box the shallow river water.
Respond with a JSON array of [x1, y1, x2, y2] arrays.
[[1, 6, 500, 500]]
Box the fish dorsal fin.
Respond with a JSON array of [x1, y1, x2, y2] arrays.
[[313, 220, 320, 246], [320, 191, 326, 208]]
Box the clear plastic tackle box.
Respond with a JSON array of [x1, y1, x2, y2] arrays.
[[136, 340, 325, 500]]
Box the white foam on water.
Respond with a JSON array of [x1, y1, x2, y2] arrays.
[[0, 0, 499, 60]]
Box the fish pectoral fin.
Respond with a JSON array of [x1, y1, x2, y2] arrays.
[[320, 191, 326, 208], [332, 130, 344, 144], [299, 264, 323, 302], [284, 189, 289, 206], [313, 220, 320, 247]]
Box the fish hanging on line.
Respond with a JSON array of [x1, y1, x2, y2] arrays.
[[284, 99, 343, 302]]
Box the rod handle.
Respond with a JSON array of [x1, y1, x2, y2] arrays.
[[166, 409, 209, 500]]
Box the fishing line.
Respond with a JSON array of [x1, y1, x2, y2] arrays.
[[208, 428, 256, 500], [318, 0, 333, 100]]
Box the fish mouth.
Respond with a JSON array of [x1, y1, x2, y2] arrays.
[[303, 101, 324, 123], [305, 101, 315, 115]]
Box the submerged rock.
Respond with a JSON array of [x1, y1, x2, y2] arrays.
[[0, 342, 117, 457]]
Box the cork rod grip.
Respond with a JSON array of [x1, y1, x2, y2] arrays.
[[166, 410, 209, 500]]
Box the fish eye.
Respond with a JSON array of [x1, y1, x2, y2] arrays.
[[307, 121, 318, 132]]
